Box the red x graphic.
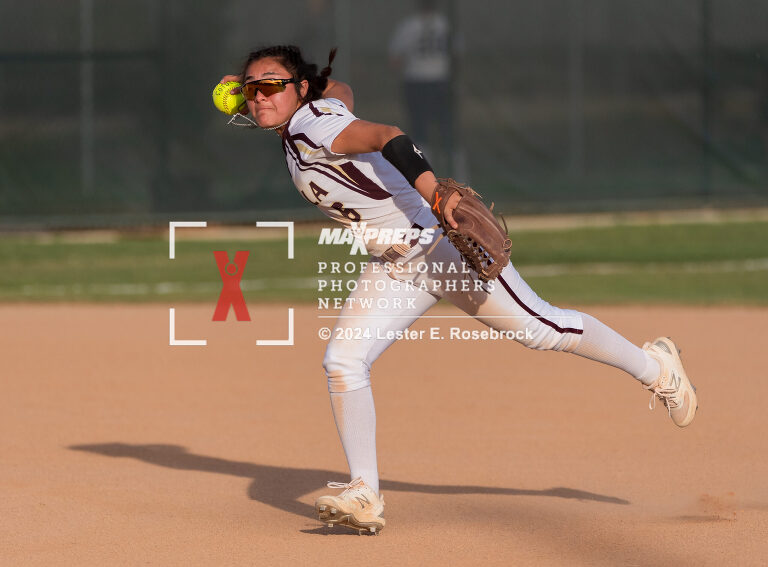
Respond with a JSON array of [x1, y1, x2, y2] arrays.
[[212, 251, 251, 321]]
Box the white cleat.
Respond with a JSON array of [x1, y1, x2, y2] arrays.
[[642, 337, 698, 427], [315, 477, 385, 534]]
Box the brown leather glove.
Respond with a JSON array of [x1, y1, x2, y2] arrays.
[[431, 178, 512, 283]]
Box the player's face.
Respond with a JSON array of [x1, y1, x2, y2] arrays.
[[243, 58, 307, 129]]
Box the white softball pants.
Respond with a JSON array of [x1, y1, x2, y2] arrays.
[[323, 237, 585, 393]]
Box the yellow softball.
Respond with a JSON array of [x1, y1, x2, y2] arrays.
[[212, 81, 247, 115]]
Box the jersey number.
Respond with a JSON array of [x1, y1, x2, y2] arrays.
[[331, 201, 361, 222]]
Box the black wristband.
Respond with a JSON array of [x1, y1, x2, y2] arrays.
[[381, 134, 433, 187]]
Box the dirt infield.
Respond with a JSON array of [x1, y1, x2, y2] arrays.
[[2, 303, 767, 566]]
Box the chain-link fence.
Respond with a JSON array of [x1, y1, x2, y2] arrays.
[[1, 0, 767, 228]]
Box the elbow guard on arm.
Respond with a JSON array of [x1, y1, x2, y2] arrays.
[[381, 134, 433, 187]]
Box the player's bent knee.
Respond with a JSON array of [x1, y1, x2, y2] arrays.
[[322, 344, 371, 393], [514, 322, 582, 353]]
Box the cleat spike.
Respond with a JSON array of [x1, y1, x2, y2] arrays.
[[313, 478, 385, 534]]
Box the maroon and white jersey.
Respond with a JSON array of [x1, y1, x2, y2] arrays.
[[281, 98, 435, 256]]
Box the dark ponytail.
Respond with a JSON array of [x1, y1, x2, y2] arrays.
[[240, 45, 337, 104], [319, 47, 337, 79]]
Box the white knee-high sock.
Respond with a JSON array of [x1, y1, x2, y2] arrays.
[[329, 386, 379, 495], [572, 313, 660, 385]]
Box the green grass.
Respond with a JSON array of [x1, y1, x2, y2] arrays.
[[524, 271, 768, 305], [1, 221, 767, 305]]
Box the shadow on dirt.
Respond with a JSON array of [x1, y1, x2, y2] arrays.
[[69, 442, 630, 521]]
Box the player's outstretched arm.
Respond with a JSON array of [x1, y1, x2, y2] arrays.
[[330, 120, 459, 228], [331, 120, 402, 155]]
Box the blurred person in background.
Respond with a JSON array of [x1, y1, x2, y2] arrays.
[[388, 0, 459, 176]]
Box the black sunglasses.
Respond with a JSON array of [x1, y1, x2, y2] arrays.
[[240, 78, 298, 100]]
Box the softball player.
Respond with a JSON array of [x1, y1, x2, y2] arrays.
[[221, 45, 697, 534]]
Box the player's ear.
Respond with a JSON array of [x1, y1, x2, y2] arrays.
[[299, 79, 309, 99]]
